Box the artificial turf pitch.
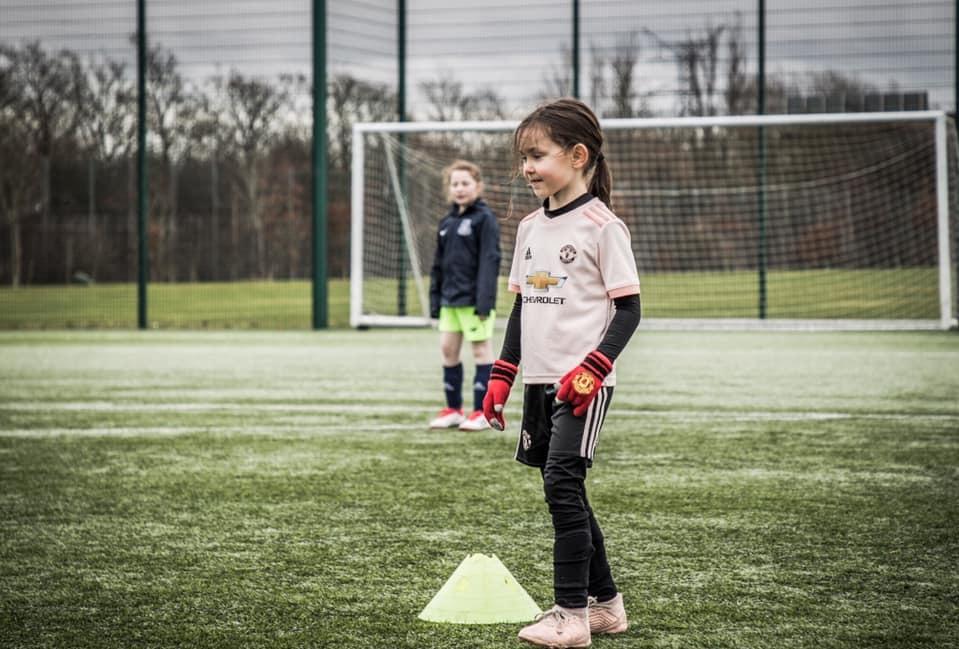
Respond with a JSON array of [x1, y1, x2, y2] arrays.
[[1, 329, 957, 648]]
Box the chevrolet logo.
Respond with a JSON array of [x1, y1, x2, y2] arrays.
[[526, 270, 567, 291]]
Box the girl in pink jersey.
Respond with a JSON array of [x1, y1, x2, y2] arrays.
[[483, 98, 641, 648]]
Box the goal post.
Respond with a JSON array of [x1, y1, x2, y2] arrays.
[[350, 112, 957, 330]]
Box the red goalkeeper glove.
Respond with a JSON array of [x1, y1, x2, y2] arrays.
[[556, 350, 613, 417], [482, 359, 518, 431]]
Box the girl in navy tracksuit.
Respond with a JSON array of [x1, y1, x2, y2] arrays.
[[428, 160, 501, 431]]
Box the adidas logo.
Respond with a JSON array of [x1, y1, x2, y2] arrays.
[[525, 247, 532, 260]]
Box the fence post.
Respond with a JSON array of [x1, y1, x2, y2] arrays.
[[756, 0, 768, 319], [312, 0, 328, 329], [396, 0, 408, 316], [137, 0, 149, 329], [572, 0, 580, 98]]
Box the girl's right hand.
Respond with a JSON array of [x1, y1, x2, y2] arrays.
[[483, 359, 518, 430]]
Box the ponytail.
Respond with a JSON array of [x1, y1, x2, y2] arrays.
[[589, 154, 612, 209]]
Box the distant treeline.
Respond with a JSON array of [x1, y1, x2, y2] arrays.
[[0, 22, 935, 286]]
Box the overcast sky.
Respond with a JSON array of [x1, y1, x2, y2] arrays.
[[1, 0, 954, 116]]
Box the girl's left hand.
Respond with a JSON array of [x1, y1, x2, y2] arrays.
[[556, 350, 613, 417]]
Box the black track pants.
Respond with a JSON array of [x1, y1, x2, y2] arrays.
[[517, 384, 618, 608]]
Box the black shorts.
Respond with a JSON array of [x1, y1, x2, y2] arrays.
[[514, 383, 614, 468]]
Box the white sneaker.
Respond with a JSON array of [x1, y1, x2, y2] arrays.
[[588, 593, 628, 634], [458, 410, 490, 431], [518, 605, 591, 648], [429, 407, 464, 429]]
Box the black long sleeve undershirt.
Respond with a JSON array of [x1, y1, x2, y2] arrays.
[[597, 293, 642, 360], [498, 292, 642, 367], [498, 294, 524, 365]]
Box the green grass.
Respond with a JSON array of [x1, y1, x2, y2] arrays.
[[1, 329, 957, 648], [0, 281, 333, 329], [0, 267, 947, 329], [645, 268, 943, 318]]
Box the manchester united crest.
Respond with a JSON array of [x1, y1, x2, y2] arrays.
[[572, 371, 595, 395], [559, 244, 577, 264]]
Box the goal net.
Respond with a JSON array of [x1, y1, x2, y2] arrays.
[[351, 112, 958, 330]]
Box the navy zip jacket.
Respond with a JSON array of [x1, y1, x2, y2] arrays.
[[429, 198, 501, 318]]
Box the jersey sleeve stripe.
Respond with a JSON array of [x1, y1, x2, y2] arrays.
[[608, 284, 641, 298], [583, 204, 617, 227], [509, 282, 522, 293], [592, 201, 618, 218], [583, 210, 606, 227]]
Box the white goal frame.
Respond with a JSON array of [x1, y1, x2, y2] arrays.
[[351, 111, 956, 330]]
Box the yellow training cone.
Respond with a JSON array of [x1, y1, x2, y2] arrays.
[[418, 553, 542, 624]]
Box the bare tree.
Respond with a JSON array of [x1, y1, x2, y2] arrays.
[[539, 44, 572, 101], [186, 77, 229, 281], [419, 73, 505, 121], [71, 55, 136, 278], [142, 41, 199, 281], [74, 57, 135, 163], [222, 70, 286, 279], [605, 32, 652, 118], [588, 43, 606, 112], [277, 73, 312, 143], [0, 121, 39, 288], [0, 51, 40, 287], [539, 43, 611, 113], [725, 73, 792, 117], [325, 73, 396, 278], [724, 14, 750, 115], [647, 23, 725, 116], [327, 73, 395, 181], [0, 41, 81, 284], [807, 70, 877, 107]]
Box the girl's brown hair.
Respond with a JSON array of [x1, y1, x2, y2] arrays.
[[442, 159, 483, 199], [513, 97, 612, 208]]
